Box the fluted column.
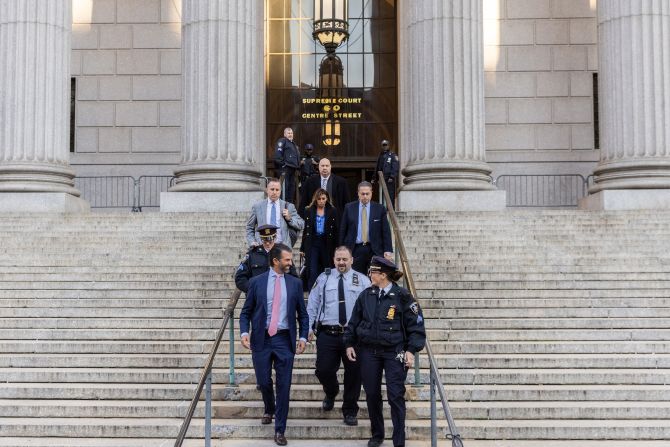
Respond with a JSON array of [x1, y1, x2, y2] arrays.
[[170, 0, 264, 193], [580, 0, 670, 210], [0, 0, 81, 198], [589, 0, 670, 193], [397, 0, 504, 210]]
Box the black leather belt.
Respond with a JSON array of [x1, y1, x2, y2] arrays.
[[355, 242, 370, 246], [319, 325, 345, 335], [265, 329, 289, 337]]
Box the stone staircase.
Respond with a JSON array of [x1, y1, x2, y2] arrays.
[[0, 211, 669, 446]]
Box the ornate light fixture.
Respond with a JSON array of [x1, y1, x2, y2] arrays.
[[313, 0, 349, 54]]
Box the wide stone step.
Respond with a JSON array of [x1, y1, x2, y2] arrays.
[[2, 352, 667, 369], [2, 367, 668, 386], [1, 417, 668, 440], [3, 339, 668, 356], [4, 383, 668, 403], [1, 439, 668, 447], [2, 399, 668, 420]]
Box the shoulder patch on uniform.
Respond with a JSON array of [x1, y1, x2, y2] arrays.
[[394, 154, 399, 161], [416, 315, 424, 325], [410, 302, 420, 315], [237, 263, 245, 271]]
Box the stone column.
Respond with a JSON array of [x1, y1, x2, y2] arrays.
[[161, 0, 264, 212], [581, 0, 670, 210], [0, 0, 88, 212], [397, 0, 505, 211]]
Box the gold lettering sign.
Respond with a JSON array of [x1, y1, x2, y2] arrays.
[[301, 97, 364, 121]]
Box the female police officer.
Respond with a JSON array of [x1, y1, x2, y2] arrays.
[[344, 256, 426, 447]]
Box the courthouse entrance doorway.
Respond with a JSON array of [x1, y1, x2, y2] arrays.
[[265, 0, 398, 203]]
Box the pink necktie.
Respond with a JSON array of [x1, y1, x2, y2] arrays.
[[268, 274, 283, 336]]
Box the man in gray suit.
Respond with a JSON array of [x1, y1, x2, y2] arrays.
[[246, 178, 305, 248]]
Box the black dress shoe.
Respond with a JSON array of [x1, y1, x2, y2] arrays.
[[321, 396, 335, 411], [261, 413, 272, 424], [343, 414, 358, 426], [367, 438, 383, 447], [274, 432, 288, 446]]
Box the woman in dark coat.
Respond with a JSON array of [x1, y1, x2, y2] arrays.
[[300, 188, 339, 290]]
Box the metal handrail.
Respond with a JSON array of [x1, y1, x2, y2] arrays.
[[377, 171, 464, 447], [174, 289, 243, 447]]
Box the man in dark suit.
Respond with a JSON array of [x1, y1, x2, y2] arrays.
[[339, 181, 394, 274], [239, 243, 309, 446], [299, 158, 350, 217]]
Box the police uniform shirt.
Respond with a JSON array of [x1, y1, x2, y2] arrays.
[[307, 269, 371, 330]]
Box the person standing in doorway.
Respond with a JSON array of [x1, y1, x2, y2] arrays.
[[274, 127, 300, 203], [372, 139, 399, 207]]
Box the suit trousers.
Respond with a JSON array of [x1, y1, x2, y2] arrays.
[[314, 332, 361, 417], [251, 331, 295, 434], [352, 243, 373, 275], [359, 346, 408, 447], [282, 169, 297, 204]]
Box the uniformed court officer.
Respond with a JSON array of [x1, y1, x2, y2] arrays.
[[307, 246, 371, 426], [372, 139, 399, 207], [235, 224, 297, 293], [274, 127, 300, 204], [344, 256, 426, 447], [299, 143, 320, 184]]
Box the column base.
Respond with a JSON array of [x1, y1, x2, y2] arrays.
[[399, 190, 507, 211], [160, 191, 264, 212], [0, 193, 90, 213], [579, 189, 670, 210]]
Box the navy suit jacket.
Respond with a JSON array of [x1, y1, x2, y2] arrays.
[[339, 201, 393, 256], [239, 270, 309, 353]]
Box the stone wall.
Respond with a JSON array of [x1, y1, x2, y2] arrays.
[[483, 0, 599, 177], [71, 0, 182, 176], [69, 0, 599, 180]]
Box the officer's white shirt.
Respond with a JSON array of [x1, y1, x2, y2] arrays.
[[307, 268, 371, 330]]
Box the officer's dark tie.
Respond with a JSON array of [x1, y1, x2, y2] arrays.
[[338, 274, 346, 326], [379, 289, 385, 300]]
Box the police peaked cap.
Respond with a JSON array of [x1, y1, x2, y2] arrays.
[[369, 256, 397, 274], [304, 143, 314, 150], [257, 224, 278, 238]]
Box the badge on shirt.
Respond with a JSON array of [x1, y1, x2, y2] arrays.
[[410, 302, 420, 315], [387, 157, 391, 163], [386, 305, 397, 320], [352, 273, 359, 286]]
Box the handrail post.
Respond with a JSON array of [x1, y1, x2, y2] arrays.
[[174, 290, 242, 447], [205, 369, 212, 447], [229, 314, 236, 386], [413, 353, 421, 387], [430, 368, 437, 447], [132, 178, 141, 212]]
